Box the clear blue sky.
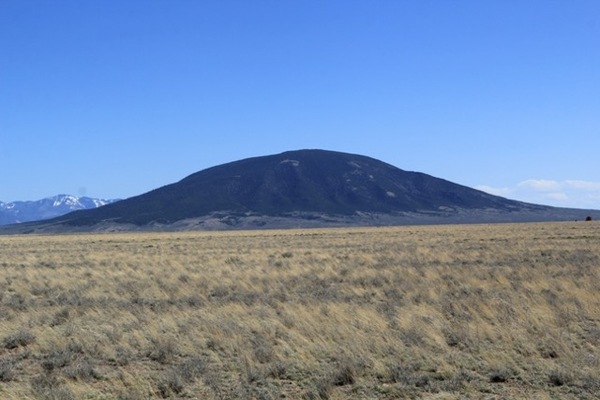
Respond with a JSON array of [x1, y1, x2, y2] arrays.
[[1, 1, 599, 209]]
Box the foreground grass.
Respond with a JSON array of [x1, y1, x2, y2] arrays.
[[0, 222, 599, 399]]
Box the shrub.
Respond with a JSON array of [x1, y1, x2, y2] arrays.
[[147, 337, 178, 364], [489, 369, 511, 383], [4, 293, 27, 310], [113, 345, 133, 366], [42, 348, 75, 372], [31, 374, 75, 400], [157, 371, 185, 398], [177, 356, 207, 381], [267, 361, 289, 379], [386, 362, 421, 385], [549, 369, 571, 386], [0, 357, 16, 382], [251, 334, 274, 364], [2, 329, 35, 349], [244, 361, 263, 384], [156, 356, 208, 398], [51, 307, 71, 326], [304, 378, 332, 400], [332, 363, 355, 386], [203, 371, 225, 398], [64, 358, 101, 381]]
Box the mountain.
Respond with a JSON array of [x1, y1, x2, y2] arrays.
[[3, 150, 598, 233], [0, 195, 119, 225]]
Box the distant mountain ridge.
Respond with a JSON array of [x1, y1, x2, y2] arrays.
[[2, 150, 598, 233], [0, 194, 119, 225]]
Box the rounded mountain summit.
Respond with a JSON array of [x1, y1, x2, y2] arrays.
[[53, 149, 540, 227]]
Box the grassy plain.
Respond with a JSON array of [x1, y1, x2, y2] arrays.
[[0, 222, 599, 399]]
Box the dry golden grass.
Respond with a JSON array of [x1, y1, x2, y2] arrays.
[[0, 222, 599, 399]]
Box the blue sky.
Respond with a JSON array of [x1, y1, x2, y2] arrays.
[[1, 1, 599, 209]]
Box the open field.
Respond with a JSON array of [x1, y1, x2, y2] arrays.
[[0, 222, 599, 399]]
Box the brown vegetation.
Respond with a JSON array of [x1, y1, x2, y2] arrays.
[[0, 222, 599, 399]]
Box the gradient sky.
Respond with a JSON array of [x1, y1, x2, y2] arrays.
[[1, 1, 599, 209]]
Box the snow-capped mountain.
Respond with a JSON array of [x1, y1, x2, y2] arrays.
[[0, 194, 119, 225]]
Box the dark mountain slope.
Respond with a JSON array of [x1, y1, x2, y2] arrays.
[[48, 149, 546, 227]]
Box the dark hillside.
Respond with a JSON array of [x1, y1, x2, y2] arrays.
[[6, 149, 597, 233], [50, 149, 542, 226]]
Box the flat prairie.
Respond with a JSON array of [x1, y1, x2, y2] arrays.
[[0, 222, 599, 399]]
